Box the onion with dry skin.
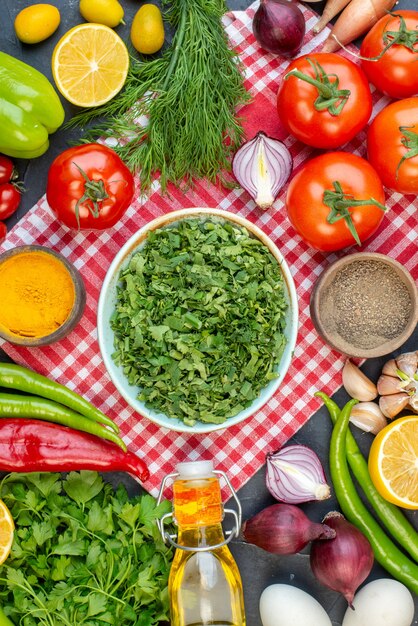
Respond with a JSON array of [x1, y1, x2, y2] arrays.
[[377, 351, 418, 419]]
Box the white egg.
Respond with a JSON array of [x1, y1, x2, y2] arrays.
[[342, 578, 415, 626], [259, 584, 332, 626]]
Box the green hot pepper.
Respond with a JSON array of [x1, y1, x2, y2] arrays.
[[330, 398, 418, 595], [0, 392, 126, 451], [0, 363, 119, 433], [316, 391, 418, 563], [0, 52, 65, 159]]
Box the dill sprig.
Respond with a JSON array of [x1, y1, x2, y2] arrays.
[[68, 0, 250, 193]]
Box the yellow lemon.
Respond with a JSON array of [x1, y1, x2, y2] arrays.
[[130, 4, 165, 55], [368, 415, 418, 510], [14, 4, 61, 44], [79, 0, 124, 28], [0, 499, 14, 565], [52, 23, 129, 107]]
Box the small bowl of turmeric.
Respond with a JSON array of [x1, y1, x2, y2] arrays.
[[0, 245, 86, 346]]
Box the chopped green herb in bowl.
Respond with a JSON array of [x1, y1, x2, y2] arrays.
[[98, 209, 298, 432]]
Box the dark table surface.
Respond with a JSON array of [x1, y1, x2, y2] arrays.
[[1, 1, 417, 625]]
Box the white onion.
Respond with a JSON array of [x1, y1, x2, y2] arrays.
[[266, 444, 331, 504], [232, 132, 292, 209]]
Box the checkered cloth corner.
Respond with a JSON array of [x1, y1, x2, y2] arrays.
[[1, 2, 417, 497]]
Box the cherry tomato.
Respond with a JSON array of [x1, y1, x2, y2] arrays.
[[0, 155, 15, 185], [277, 53, 372, 149], [285, 152, 386, 252], [360, 11, 418, 100], [367, 97, 418, 195], [0, 183, 21, 220], [0, 222, 6, 244], [46, 143, 135, 230]]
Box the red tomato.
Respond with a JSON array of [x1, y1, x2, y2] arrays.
[[277, 53, 372, 149], [285, 152, 386, 252], [46, 143, 135, 230], [360, 11, 418, 100], [367, 97, 418, 195], [0, 183, 21, 220], [0, 156, 14, 185], [0, 222, 6, 243]]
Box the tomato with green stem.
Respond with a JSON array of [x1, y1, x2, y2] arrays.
[[0, 155, 21, 221], [360, 11, 418, 100], [367, 97, 418, 195], [0, 156, 15, 185], [0, 183, 21, 220], [285, 152, 386, 252], [277, 53, 372, 149], [46, 143, 135, 230]]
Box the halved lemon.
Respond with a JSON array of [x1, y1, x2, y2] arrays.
[[0, 499, 14, 564], [368, 415, 418, 510], [52, 23, 129, 107]]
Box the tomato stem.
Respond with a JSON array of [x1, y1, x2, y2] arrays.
[[73, 162, 109, 230], [323, 181, 387, 246], [397, 125, 418, 179], [381, 12, 418, 54], [285, 58, 350, 116]]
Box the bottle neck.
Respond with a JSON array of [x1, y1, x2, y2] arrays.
[[177, 523, 225, 549], [173, 475, 223, 528]]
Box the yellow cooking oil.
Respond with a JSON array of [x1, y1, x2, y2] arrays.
[[168, 461, 246, 626]]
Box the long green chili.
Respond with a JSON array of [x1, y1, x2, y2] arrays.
[[0, 393, 126, 451], [330, 398, 418, 594], [0, 363, 119, 433], [316, 391, 418, 563]]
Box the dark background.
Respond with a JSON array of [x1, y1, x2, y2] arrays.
[[1, 1, 417, 624]]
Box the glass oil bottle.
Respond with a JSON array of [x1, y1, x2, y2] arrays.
[[157, 460, 246, 626]]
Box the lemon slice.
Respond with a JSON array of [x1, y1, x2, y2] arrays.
[[52, 23, 129, 107], [368, 415, 418, 510], [0, 499, 14, 564]]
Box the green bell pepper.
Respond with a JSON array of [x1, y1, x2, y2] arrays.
[[0, 52, 65, 159]]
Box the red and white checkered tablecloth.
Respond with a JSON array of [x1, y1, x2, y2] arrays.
[[1, 2, 417, 497]]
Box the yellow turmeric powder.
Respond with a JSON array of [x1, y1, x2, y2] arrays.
[[0, 250, 75, 338]]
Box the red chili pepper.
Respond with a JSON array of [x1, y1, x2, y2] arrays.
[[0, 419, 149, 483]]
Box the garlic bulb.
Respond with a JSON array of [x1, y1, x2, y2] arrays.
[[349, 402, 387, 434], [377, 350, 418, 418], [342, 360, 378, 402]]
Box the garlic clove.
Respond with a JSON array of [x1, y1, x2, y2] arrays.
[[382, 358, 398, 377], [349, 402, 387, 435], [377, 373, 408, 396], [409, 395, 418, 412], [395, 351, 418, 379], [342, 360, 378, 402], [379, 393, 410, 419]]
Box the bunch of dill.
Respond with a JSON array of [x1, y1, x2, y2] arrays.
[[69, 0, 250, 193]]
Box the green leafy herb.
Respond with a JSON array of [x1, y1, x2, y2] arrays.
[[0, 471, 173, 626], [67, 0, 250, 193], [111, 218, 288, 426]]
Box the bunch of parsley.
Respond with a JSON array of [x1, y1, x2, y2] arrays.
[[0, 472, 172, 626], [111, 218, 289, 426]]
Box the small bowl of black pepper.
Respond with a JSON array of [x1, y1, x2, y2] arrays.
[[310, 252, 418, 359]]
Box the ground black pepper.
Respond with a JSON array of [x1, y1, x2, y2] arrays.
[[319, 260, 412, 350]]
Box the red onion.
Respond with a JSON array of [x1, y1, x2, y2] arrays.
[[252, 0, 305, 57], [242, 503, 336, 555], [232, 132, 292, 209], [266, 444, 331, 504], [310, 512, 374, 608]]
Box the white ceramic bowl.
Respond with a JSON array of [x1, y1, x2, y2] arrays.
[[97, 208, 298, 433]]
